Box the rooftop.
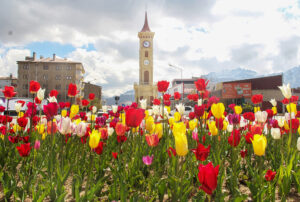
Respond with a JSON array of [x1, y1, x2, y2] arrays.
[[17, 52, 82, 64], [140, 12, 151, 32]]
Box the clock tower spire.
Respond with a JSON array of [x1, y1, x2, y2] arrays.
[[134, 12, 158, 106]]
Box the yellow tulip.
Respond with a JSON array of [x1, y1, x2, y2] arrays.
[[202, 111, 208, 120], [18, 112, 24, 118], [284, 121, 289, 130], [222, 120, 228, 131], [298, 127, 300, 135], [121, 113, 126, 125], [70, 105, 79, 119], [13, 124, 22, 132], [287, 103, 297, 114], [172, 122, 186, 137], [174, 112, 181, 122], [169, 117, 175, 127], [42, 133, 46, 140], [91, 114, 96, 121], [145, 116, 155, 133], [254, 107, 260, 113], [211, 103, 225, 119], [166, 106, 171, 114], [145, 110, 149, 119], [252, 134, 267, 156], [155, 123, 163, 139], [61, 109, 67, 117], [208, 121, 218, 136], [189, 119, 197, 131], [0, 134, 4, 140], [234, 105, 242, 115], [89, 129, 101, 149], [175, 133, 188, 156], [272, 106, 277, 115], [36, 124, 45, 135]]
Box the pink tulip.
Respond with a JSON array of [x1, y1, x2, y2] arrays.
[[192, 131, 199, 142], [34, 140, 40, 150], [142, 155, 154, 165]]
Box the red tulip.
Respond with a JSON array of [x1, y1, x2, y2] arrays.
[[43, 103, 58, 120], [153, 99, 160, 105], [125, 108, 145, 128], [290, 95, 298, 103], [50, 89, 59, 97], [163, 94, 171, 101], [68, 83, 78, 97], [1, 86, 17, 99], [81, 99, 89, 106], [17, 117, 28, 128], [189, 112, 196, 120], [157, 80, 169, 93], [164, 100, 171, 106], [187, 94, 198, 102], [198, 162, 219, 195], [115, 122, 126, 136], [251, 94, 263, 104], [29, 80, 40, 94], [194, 105, 205, 117], [228, 129, 241, 147], [145, 134, 159, 147], [112, 152, 118, 159], [243, 112, 255, 122], [282, 98, 289, 105], [89, 93, 95, 100], [25, 102, 37, 118], [244, 132, 254, 144], [167, 147, 176, 157], [35, 97, 41, 104], [194, 79, 209, 92], [174, 92, 181, 100], [16, 143, 31, 157], [117, 135, 127, 143], [265, 170, 276, 181], [0, 106, 5, 112], [240, 149, 247, 158], [191, 143, 211, 161], [65, 102, 71, 108], [59, 102, 65, 109], [94, 141, 104, 155]]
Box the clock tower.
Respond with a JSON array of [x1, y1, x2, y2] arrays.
[[134, 12, 158, 106]]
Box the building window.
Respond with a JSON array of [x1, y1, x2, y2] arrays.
[[23, 94, 27, 97], [43, 65, 49, 70], [23, 64, 29, 69], [145, 51, 148, 57], [23, 84, 28, 89], [23, 74, 28, 79], [144, 71, 149, 84], [55, 75, 61, 80], [55, 84, 61, 90], [66, 76, 72, 80], [43, 75, 48, 80], [56, 66, 60, 70], [66, 66, 71, 70]]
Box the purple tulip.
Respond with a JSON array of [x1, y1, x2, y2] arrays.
[[142, 155, 154, 165], [228, 113, 240, 125]]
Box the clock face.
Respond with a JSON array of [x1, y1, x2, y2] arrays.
[[144, 59, 150, 65], [143, 41, 150, 48]]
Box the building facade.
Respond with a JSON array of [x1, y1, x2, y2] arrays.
[[17, 52, 85, 102], [0, 74, 17, 97], [134, 12, 158, 106], [83, 82, 102, 103]]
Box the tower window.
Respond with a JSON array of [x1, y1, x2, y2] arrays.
[[144, 71, 149, 84], [145, 51, 148, 57]]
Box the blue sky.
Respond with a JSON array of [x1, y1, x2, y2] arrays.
[[0, 0, 300, 97]]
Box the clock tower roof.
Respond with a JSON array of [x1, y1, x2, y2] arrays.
[[140, 12, 151, 32]]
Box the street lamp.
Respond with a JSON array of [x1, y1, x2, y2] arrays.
[[169, 63, 184, 101]]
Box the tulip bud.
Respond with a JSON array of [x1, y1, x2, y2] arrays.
[[15, 103, 22, 113], [278, 83, 292, 99], [112, 105, 118, 113], [47, 96, 57, 103], [102, 105, 108, 113], [34, 140, 40, 150], [92, 106, 97, 114], [175, 103, 185, 115], [139, 99, 147, 110], [270, 99, 277, 107], [37, 88, 45, 101]]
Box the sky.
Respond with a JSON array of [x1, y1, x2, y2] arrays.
[[0, 0, 300, 97]]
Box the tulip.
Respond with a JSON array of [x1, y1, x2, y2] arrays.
[[208, 121, 218, 136], [174, 132, 188, 156], [270, 99, 277, 107], [297, 137, 300, 151], [89, 93, 95, 100], [29, 80, 40, 93], [1, 86, 17, 99], [265, 170, 276, 181], [125, 108, 145, 128], [189, 119, 197, 131], [276, 117, 285, 127], [36, 124, 45, 135], [61, 109, 67, 117], [58, 117, 71, 135], [192, 131, 199, 141], [34, 140, 40, 150], [70, 105, 79, 119], [75, 121, 87, 137], [174, 92, 181, 100], [102, 105, 108, 113], [255, 111, 268, 123], [172, 122, 186, 137], [176, 103, 185, 115], [68, 83, 78, 97], [139, 99, 147, 110], [107, 127, 114, 136], [94, 142, 104, 155], [152, 105, 160, 116], [167, 147, 176, 157], [287, 103, 297, 115], [157, 80, 169, 93], [211, 103, 225, 119], [228, 129, 241, 147], [50, 89, 59, 97], [174, 112, 181, 122], [89, 129, 101, 149], [154, 123, 163, 139], [145, 133, 159, 147], [198, 99, 203, 106], [115, 122, 126, 136], [112, 152, 118, 159], [240, 149, 247, 158], [17, 117, 28, 128], [198, 162, 219, 195], [16, 143, 31, 157], [37, 88, 45, 101], [142, 155, 154, 165], [145, 116, 155, 133], [252, 134, 267, 156], [251, 94, 263, 104], [92, 106, 97, 114], [234, 105, 242, 115], [194, 79, 209, 92], [43, 102, 58, 121], [191, 143, 210, 161], [15, 102, 22, 113], [271, 128, 281, 139], [112, 105, 118, 113], [278, 83, 292, 99], [47, 96, 57, 103]]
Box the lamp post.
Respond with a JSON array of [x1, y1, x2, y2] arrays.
[[169, 63, 184, 101]]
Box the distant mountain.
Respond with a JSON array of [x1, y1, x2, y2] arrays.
[[103, 66, 300, 106]]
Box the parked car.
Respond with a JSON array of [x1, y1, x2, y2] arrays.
[[170, 105, 194, 117]]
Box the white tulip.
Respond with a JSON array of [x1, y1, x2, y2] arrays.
[[255, 111, 268, 123], [147, 109, 153, 116], [58, 117, 71, 135], [285, 113, 291, 121], [278, 83, 292, 99], [112, 105, 118, 113], [107, 127, 114, 136], [176, 103, 185, 115], [92, 106, 97, 114], [270, 99, 277, 107], [15, 103, 22, 113], [76, 122, 87, 137], [139, 99, 147, 110], [198, 99, 203, 106], [271, 128, 281, 139], [37, 88, 45, 101], [160, 106, 169, 118], [47, 96, 57, 103], [276, 116, 285, 127], [152, 105, 160, 116], [297, 137, 300, 151], [102, 105, 108, 113], [227, 124, 233, 133]]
